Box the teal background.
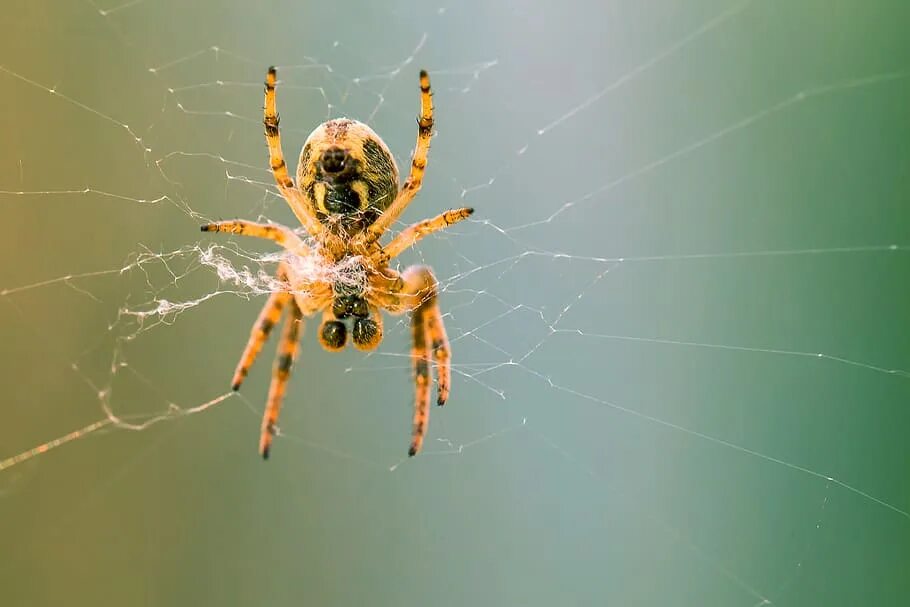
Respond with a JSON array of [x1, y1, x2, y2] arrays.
[[1, 1, 908, 605]]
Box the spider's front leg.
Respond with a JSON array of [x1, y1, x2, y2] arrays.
[[377, 265, 451, 456], [230, 262, 294, 392], [259, 298, 304, 459], [226, 259, 329, 459]]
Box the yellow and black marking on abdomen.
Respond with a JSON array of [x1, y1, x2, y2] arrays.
[[297, 119, 400, 233]]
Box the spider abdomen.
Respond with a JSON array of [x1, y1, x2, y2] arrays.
[[298, 119, 399, 232]]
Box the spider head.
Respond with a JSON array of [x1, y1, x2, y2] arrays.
[[298, 119, 400, 231]]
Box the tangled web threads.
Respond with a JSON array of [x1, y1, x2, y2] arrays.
[[119, 239, 369, 335], [199, 240, 369, 297]]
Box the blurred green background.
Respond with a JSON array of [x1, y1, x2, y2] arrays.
[[1, 1, 908, 605]]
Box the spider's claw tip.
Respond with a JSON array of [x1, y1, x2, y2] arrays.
[[436, 396, 447, 407], [419, 69, 428, 78], [466, 207, 475, 215], [231, 382, 241, 391], [268, 65, 277, 75], [261, 446, 270, 459], [408, 445, 418, 457], [200, 224, 211, 232]]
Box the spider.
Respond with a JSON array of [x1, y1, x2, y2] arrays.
[[201, 67, 472, 459]]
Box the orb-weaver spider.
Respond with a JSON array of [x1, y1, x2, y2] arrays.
[[201, 67, 472, 458]]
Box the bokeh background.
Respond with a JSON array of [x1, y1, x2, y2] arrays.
[[1, 1, 909, 605]]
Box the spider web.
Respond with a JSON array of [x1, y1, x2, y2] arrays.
[[1, 0, 909, 605]]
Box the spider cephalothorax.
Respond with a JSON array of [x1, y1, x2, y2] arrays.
[[201, 67, 473, 458]]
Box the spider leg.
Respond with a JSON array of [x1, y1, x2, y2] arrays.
[[259, 297, 304, 459], [201, 219, 311, 256], [424, 302, 451, 406], [264, 67, 327, 242], [359, 70, 434, 246], [231, 290, 291, 390], [409, 303, 432, 457], [380, 265, 450, 456], [378, 207, 474, 263], [231, 262, 293, 390]]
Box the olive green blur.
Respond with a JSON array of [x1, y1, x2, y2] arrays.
[[1, 1, 908, 605]]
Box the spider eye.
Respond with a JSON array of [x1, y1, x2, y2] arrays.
[[321, 147, 347, 174]]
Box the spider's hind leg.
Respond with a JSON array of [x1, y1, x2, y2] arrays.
[[263, 66, 331, 244], [359, 70, 435, 246]]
